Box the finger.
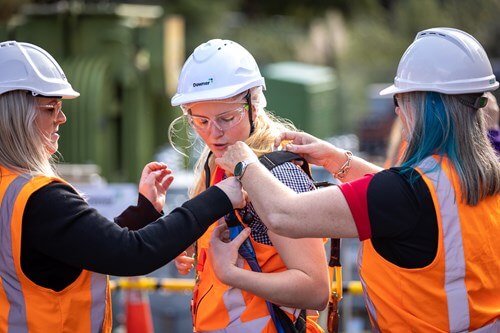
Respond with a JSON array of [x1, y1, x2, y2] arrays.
[[159, 173, 174, 189], [148, 161, 168, 171], [275, 131, 297, 146], [220, 228, 231, 243], [176, 263, 193, 275], [176, 256, 195, 265], [274, 133, 286, 147], [285, 142, 309, 154], [243, 190, 249, 204], [230, 227, 251, 249], [174, 260, 185, 270], [141, 164, 164, 182], [155, 168, 172, 179], [212, 223, 228, 240], [177, 261, 194, 268], [151, 169, 172, 184]]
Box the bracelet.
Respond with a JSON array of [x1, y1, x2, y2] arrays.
[[333, 151, 353, 179]]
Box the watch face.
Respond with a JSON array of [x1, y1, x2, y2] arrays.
[[234, 162, 244, 177]]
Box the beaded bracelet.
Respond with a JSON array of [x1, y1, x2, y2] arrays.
[[333, 151, 353, 179]]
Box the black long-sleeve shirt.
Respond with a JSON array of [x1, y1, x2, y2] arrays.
[[21, 182, 231, 291]]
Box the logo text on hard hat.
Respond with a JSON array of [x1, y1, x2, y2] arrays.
[[193, 78, 213, 87]]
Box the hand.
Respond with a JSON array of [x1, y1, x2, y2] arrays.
[[208, 223, 250, 284], [215, 141, 257, 175], [275, 131, 339, 172], [214, 176, 247, 209], [138, 162, 174, 212], [174, 251, 195, 275]]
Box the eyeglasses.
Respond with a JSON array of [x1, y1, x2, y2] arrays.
[[37, 101, 62, 117], [393, 95, 399, 108], [186, 104, 249, 132]]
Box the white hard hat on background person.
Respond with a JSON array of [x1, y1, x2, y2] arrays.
[[380, 27, 499, 96], [171, 39, 265, 106], [0, 40, 79, 99]]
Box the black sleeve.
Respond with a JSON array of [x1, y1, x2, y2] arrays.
[[367, 168, 438, 268], [22, 182, 231, 289], [114, 193, 162, 229]]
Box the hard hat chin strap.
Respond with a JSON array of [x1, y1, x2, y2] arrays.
[[246, 90, 255, 135]]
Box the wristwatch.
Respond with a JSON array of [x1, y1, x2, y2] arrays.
[[234, 159, 258, 180]]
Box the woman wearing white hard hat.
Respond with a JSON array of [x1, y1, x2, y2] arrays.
[[214, 28, 500, 332], [170, 39, 329, 333], [0, 40, 245, 332]]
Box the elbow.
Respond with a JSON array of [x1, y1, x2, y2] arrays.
[[265, 213, 295, 238], [266, 215, 304, 239], [317, 291, 330, 311], [299, 287, 329, 311], [295, 276, 330, 310], [310, 283, 330, 311], [310, 271, 331, 310]]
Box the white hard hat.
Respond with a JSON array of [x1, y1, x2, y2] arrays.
[[0, 40, 79, 99], [171, 39, 265, 106], [380, 27, 499, 96]]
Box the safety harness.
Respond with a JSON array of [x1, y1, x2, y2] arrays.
[[203, 150, 341, 333], [256, 151, 341, 333]]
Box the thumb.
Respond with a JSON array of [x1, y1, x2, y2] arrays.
[[230, 227, 251, 249], [211, 223, 228, 240]]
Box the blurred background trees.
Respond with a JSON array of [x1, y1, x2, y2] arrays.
[[1, 1, 498, 330], [1, 0, 499, 176]]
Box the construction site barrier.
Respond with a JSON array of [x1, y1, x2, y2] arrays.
[[110, 277, 364, 295]]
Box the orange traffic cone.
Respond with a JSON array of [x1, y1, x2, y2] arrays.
[[125, 280, 154, 333]]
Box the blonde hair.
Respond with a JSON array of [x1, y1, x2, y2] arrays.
[[0, 90, 58, 177], [168, 87, 298, 198]]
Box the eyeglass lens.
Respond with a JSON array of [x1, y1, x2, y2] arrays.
[[188, 105, 248, 131], [37, 101, 62, 116]]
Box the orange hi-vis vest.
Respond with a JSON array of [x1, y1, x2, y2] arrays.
[[192, 166, 323, 333], [358, 156, 499, 332], [0, 168, 112, 333]]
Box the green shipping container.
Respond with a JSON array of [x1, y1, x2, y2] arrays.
[[262, 62, 338, 138]]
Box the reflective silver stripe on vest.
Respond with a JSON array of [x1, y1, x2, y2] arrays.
[[470, 320, 499, 332], [203, 316, 270, 333], [91, 273, 107, 333], [357, 244, 381, 333], [0, 175, 32, 333], [419, 156, 469, 332], [1, 175, 108, 333], [202, 287, 270, 333]]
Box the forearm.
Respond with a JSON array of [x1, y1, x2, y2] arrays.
[[83, 186, 233, 275], [241, 163, 358, 238], [324, 149, 383, 182], [223, 267, 327, 310], [240, 162, 296, 230], [26, 184, 232, 276]]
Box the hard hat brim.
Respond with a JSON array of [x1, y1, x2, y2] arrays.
[[379, 81, 499, 96], [171, 78, 265, 106], [34, 88, 80, 99]]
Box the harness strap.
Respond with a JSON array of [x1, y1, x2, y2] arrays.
[[258, 151, 311, 177], [224, 211, 285, 333], [205, 150, 327, 333]]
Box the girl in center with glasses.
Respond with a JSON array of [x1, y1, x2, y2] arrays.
[[169, 39, 329, 333]]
